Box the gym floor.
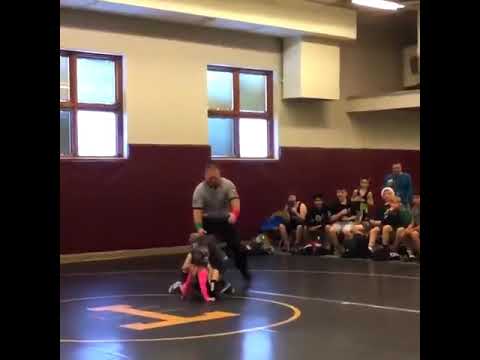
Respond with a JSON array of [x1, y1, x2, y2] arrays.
[[60, 254, 420, 360]]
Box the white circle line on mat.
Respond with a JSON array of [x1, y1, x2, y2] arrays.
[[249, 290, 420, 314]]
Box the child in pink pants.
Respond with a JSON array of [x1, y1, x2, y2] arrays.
[[180, 245, 218, 303]]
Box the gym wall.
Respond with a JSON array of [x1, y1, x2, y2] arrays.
[[60, 9, 420, 254]]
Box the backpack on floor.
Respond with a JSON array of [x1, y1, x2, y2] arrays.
[[372, 246, 390, 261], [245, 234, 274, 255], [343, 234, 370, 259]]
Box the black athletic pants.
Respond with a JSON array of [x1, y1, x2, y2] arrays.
[[203, 218, 251, 281]]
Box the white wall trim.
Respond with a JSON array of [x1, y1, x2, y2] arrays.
[[346, 90, 419, 113], [60, 245, 191, 264]]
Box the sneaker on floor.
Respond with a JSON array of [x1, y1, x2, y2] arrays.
[[406, 249, 416, 261], [168, 281, 182, 294], [389, 251, 401, 260], [367, 247, 374, 258]]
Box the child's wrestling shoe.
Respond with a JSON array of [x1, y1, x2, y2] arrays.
[[168, 281, 182, 294]]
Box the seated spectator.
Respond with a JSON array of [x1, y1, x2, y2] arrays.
[[351, 177, 374, 222], [278, 194, 307, 252], [301, 194, 331, 254], [260, 210, 289, 232], [326, 188, 356, 255], [257, 209, 289, 249], [396, 193, 420, 260], [367, 187, 412, 259]]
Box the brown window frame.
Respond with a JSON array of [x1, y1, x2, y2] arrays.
[[207, 65, 274, 159], [60, 50, 124, 159]]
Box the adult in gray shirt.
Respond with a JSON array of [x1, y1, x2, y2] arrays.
[[192, 163, 251, 285]]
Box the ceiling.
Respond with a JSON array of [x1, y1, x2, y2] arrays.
[[305, 0, 419, 10], [60, 0, 417, 41], [304, 0, 417, 33]]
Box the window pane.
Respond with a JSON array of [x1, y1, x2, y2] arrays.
[[208, 117, 234, 157], [239, 118, 268, 158], [60, 111, 72, 156], [60, 56, 70, 102], [77, 58, 116, 104], [240, 73, 266, 112], [207, 71, 233, 111], [77, 111, 117, 157]]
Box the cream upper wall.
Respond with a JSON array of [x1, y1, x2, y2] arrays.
[[60, 9, 419, 150], [279, 23, 419, 149], [61, 9, 282, 145]]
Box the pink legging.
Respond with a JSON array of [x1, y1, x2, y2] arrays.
[[180, 268, 211, 302]]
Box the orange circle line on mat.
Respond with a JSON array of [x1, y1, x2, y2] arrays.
[[60, 293, 301, 343]]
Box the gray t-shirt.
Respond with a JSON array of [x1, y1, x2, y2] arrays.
[[192, 177, 239, 220], [412, 206, 420, 226]]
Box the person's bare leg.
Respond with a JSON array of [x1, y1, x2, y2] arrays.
[[368, 227, 380, 250], [382, 225, 393, 247], [400, 229, 415, 259], [295, 225, 304, 248], [329, 225, 343, 255], [329, 226, 339, 250], [284, 226, 291, 252], [343, 227, 352, 241], [210, 269, 219, 282], [286, 237, 291, 252], [392, 227, 405, 252], [303, 227, 311, 243], [278, 224, 288, 250], [411, 230, 420, 254], [352, 224, 364, 236], [324, 225, 332, 251], [345, 224, 363, 240]]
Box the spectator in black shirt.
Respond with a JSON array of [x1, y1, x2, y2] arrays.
[[326, 188, 356, 255], [304, 194, 330, 244]]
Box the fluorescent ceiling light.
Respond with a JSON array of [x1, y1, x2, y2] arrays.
[[352, 0, 405, 11]]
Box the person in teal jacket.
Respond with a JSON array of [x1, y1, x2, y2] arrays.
[[384, 162, 413, 207]]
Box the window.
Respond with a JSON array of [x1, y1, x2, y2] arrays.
[[207, 66, 273, 159], [60, 50, 124, 158]]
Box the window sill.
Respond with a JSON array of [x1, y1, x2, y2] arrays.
[[212, 157, 279, 162], [60, 156, 128, 162]]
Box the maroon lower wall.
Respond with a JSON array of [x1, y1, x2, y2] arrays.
[[60, 144, 420, 254]]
